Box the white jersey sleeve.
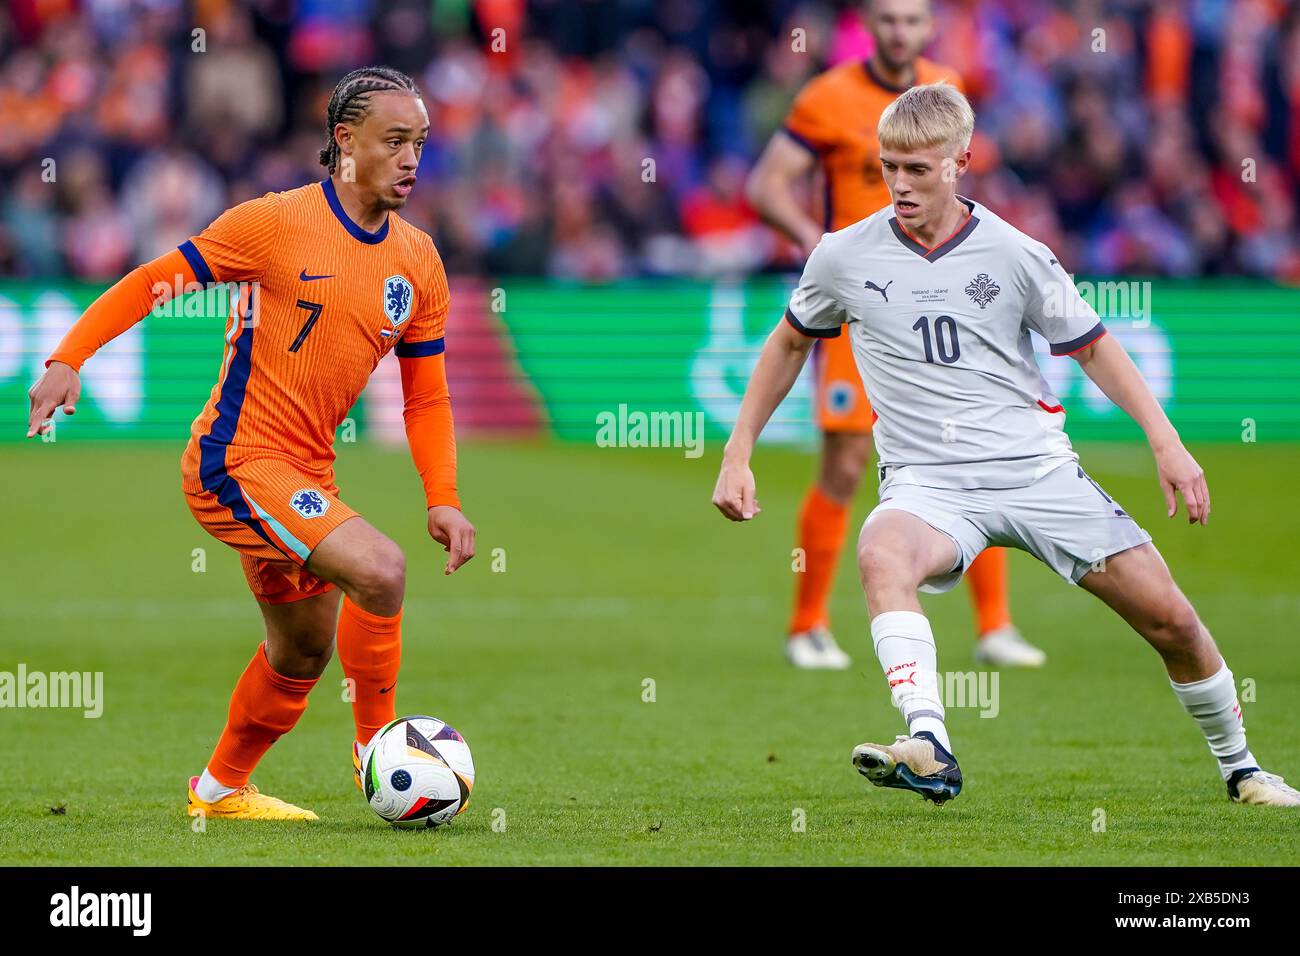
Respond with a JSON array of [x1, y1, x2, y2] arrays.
[[1020, 241, 1107, 355], [785, 236, 845, 338]]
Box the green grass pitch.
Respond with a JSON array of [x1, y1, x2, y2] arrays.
[[1, 438, 1297, 865]]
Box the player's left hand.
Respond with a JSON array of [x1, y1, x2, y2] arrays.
[[1154, 442, 1209, 525], [26, 360, 80, 438], [427, 505, 476, 574]]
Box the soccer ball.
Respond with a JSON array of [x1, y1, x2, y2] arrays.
[[362, 715, 475, 829]]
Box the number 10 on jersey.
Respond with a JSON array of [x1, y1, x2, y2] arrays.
[[912, 314, 961, 364]]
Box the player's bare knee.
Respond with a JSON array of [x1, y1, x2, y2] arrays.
[[1149, 600, 1204, 653], [350, 541, 406, 611], [857, 536, 910, 590]]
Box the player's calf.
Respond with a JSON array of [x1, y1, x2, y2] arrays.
[[1079, 543, 1221, 683], [259, 588, 342, 680], [305, 519, 408, 758], [1081, 542, 1295, 804]]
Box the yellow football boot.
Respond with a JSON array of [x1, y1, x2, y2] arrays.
[[186, 776, 319, 821]]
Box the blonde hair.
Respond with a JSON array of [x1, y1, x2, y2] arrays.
[[877, 81, 974, 153]]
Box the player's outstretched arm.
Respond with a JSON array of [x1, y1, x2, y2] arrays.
[[26, 247, 197, 438], [1072, 333, 1209, 525], [713, 318, 815, 521], [398, 351, 475, 573]]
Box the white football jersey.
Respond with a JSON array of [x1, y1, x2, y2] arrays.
[[787, 197, 1107, 490]]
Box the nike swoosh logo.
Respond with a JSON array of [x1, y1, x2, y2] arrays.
[[300, 269, 335, 281], [379, 683, 396, 694]]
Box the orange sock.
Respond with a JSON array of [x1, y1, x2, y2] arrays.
[[967, 548, 1012, 636], [336, 596, 402, 748], [789, 485, 851, 635], [208, 642, 317, 789]]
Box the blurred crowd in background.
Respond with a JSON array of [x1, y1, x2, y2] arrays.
[[1, 0, 1299, 281]]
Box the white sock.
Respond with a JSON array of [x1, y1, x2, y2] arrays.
[[195, 768, 237, 803], [871, 610, 952, 754], [1169, 661, 1256, 780]]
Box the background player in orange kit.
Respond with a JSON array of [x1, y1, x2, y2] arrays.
[[25, 66, 475, 821], [745, 0, 1044, 670]]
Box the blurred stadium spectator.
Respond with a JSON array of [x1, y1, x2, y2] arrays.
[[0, 0, 1297, 281]]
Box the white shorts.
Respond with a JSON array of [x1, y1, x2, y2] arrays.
[[867, 460, 1153, 593]]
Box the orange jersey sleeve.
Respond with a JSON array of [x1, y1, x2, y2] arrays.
[[400, 351, 458, 510], [396, 239, 456, 508], [180, 193, 282, 285], [46, 247, 197, 371]]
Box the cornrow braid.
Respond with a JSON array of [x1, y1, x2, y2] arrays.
[[318, 66, 421, 174]]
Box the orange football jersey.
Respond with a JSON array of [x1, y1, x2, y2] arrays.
[[177, 179, 450, 487], [783, 58, 964, 230]]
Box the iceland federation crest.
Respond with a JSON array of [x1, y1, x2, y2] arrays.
[[384, 275, 413, 327], [290, 489, 329, 518], [964, 273, 1001, 310]]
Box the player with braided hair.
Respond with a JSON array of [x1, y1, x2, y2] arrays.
[[318, 66, 422, 175], [28, 66, 475, 821]]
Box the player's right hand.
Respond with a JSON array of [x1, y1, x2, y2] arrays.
[[26, 361, 80, 438], [1154, 441, 1210, 526], [712, 458, 761, 521]]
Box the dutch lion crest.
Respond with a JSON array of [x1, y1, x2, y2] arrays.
[[384, 275, 413, 326], [290, 489, 328, 518]]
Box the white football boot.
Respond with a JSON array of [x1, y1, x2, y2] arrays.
[[786, 627, 852, 670], [1227, 768, 1300, 806], [851, 731, 963, 804], [973, 625, 1046, 668]]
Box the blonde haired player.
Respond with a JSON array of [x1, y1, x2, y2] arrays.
[[714, 82, 1297, 806], [747, 0, 1043, 670]]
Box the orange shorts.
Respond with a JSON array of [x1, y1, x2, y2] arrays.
[[814, 332, 875, 433], [183, 455, 357, 604]]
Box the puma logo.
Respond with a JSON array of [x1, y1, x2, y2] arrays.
[[864, 279, 893, 301], [885, 661, 917, 688]]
